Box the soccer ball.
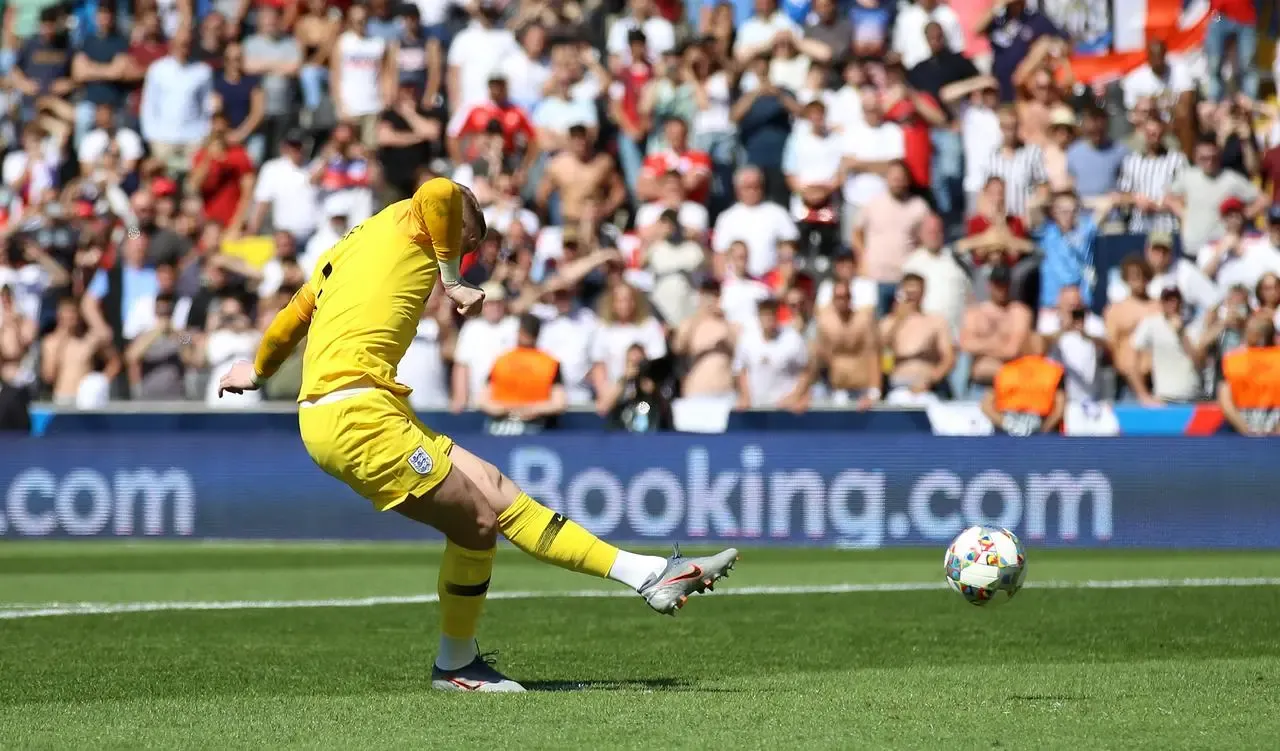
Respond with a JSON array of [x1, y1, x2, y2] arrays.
[[943, 526, 1027, 606]]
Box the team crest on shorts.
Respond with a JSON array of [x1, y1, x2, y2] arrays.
[[408, 447, 433, 475]]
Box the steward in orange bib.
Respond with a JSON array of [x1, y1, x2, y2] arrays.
[[477, 313, 567, 434], [980, 337, 1066, 436], [1218, 317, 1280, 436]]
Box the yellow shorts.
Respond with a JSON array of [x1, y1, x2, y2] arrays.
[[298, 388, 454, 511]]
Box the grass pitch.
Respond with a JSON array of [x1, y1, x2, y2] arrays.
[[2, 544, 1279, 749]]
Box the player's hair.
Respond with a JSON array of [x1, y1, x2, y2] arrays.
[[458, 184, 487, 245]]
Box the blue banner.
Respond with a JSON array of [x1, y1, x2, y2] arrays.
[[0, 434, 1271, 547]]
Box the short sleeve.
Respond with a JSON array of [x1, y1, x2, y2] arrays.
[[643, 319, 668, 359], [253, 162, 277, 203], [87, 269, 109, 299], [1234, 172, 1261, 202], [776, 207, 800, 242], [446, 32, 468, 65]]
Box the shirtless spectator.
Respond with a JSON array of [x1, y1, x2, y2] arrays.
[[0, 286, 36, 370], [40, 297, 119, 407], [672, 279, 738, 400], [536, 124, 627, 225], [637, 118, 712, 204], [959, 265, 1033, 397], [880, 273, 955, 404], [634, 170, 710, 241], [787, 279, 881, 411], [1104, 255, 1160, 394], [734, 298, 809, 409]]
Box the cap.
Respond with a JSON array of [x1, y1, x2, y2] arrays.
[[988, 264, 1012, 285], [1219, 196, 1246, 216], [1147, 231, 1174, 250], [1049, 106, 1077, 129], [1267, 204, 1280, 224], [479, 280, 507, 301]]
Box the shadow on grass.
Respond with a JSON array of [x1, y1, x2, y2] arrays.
[[522, 678, 738, 693]]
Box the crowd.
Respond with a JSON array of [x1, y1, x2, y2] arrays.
[[0, 0, 1277, 429]]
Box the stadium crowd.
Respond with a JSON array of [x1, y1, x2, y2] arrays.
[[0, 0, 1278, 428]]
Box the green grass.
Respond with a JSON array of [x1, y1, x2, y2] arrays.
[[2, 543, 1280, 749]]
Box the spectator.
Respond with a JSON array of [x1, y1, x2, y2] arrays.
[[638, 117, 712, 205], [805, 0, 853, 69], [446, 73, 536, 175], [331, 3, 394, 144], [1029, 189, 1114, 312], [981, 106, 1046, 221], [713, 166, 799, 278], [249, 129, 319, 244], [0, 234, 67, 326], [980, 339, 1066, 435], [849, 0, 893, 59], [1195, 284, 1254, 398], [734, 0, 803, 62], [451, 280, 519, 412], [212, 43, 266, 163], [1167, 138, 1265, 258], [448, 1, 519, 109], [815, 247, 877, 309], [948, 75, 1001, 212], [77, 103, 144, 176], [203, 297, 261, 408], [311, 122, 374, 224], [124, 292, 187, 401], [3, 123, 61, 222], [139, 27, 212, 174], [589, 282, 667, 413], [734, 297, 808, 409], [672, 279, 737, 399], [1121, 39, 1195, 114], [1199, 200, 1280, 293], [959, 264, 1033, 397], [791, 272, 881, 410], [719, 241, 775, 328], [977, 0, 1062, 102], [187, 113, 255, 236], [1257, 273, 1280, 330], [478, 313, 567, 433], [880, 272, 954, 403], [533, 51, 601, 153], [1127, 287, 1203, 406], [1104, 254, 1160, 397], [893, 0, 965, 70], [643, 209, 705, 326], [377, 80, 444, 203], [851, 160, 929, 314], [1040, 105, 1075, 192], [840, 89, 904, 230], [501, 23, 551, 112], [880, 53, 947, 196], [40, 295, 118, 407], [242, 6, 302, 157], [782, 99, 842, 226], [1066, 107, 1127, 206], [1039, 284, 1107, 402], [83, 233, 158, 341], [366, 0, 405, 41], [909, 22, 980, 225], [607, 0, 675, 67], [902, 213, 971, 338], [71, 3, 131, 146], [0, 284, 35, 378], [609, 29, 655, 193], [1011, 37, 1072, 147], [603, 343, 674, 432], [295, 0, 342, 114], [531, 282, 598, 408], [1218, 315, 1280, 436], [8, 7, 74, 128], [635, 170, 709, 240], [537, 124, 627, 226], [1139, 231, 1223, 320], [1204, 0, 1258, 101], [1115, 114, 1186, 235], [394, 4, 442, 108], [732, 54, 802, 202]]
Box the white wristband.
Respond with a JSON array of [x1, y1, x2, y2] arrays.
[[438, 257, 462, 288]]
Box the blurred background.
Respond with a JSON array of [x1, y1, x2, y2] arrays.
[[0, 0, 1277, 443]]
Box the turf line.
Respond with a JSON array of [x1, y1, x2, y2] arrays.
[[3, 577, 1279, 620]]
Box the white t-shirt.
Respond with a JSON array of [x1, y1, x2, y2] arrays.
[[1131, 314, 1202, 401], [815, 276, 879, 309], [711, 202, 799, 277], [0, 264, 50, 322], [78, 128, 144, 166], [720, 276, 774, 330], [823, 86, 865, 134], [447, 23, 519, 107], [734, 11, 802, 58], [1039, 310, 1106, 402], [782, 124, 843, 216], [537, 308, 598, 405], [635, 201, 709, 235], [1107, 258, 1224, 317], [205, 330, 263, 407], [532, 95, 598, 134], [892, 3, 965, 69], [411, 0, 461, 26], [499, 49, 552, 111], [454, 315, 519, 405], [733, 326, 808, 407], [841, 121, 905, 208], [398, 317, 450, 409], [692, 72, 733, 137], [1121, 60, 1195, 112], [1197, 237, 1280, 296], [253, 156, 319, 237], [336, 32, 387, 117], [960, 103, 1001, 194], [484, 203, 541, 237], [605, 15, 675, 65], [590, 318, 667, 382]]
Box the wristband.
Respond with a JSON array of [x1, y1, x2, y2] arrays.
[[251, 369, 266, 387], [438, 257, 462, 288]]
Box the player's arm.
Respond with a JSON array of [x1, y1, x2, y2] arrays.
[[218, 285, 316, 396], [416, 178, 485, 317]]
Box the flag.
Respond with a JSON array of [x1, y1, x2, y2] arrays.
[[1068, 0, 1211, 84]]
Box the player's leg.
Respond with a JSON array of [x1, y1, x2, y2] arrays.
[[445, 444, 739, 614], [394, 470, 522, 692]]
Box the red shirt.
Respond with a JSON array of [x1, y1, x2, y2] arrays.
[[614, 61, 653, 131], [1210, 0, 1256, 24], [642, 148, 713, 202], [884, 94, 938, 188], [192, 144, 253, 227], [1261, 147, 1280, 204], [966, 214, 1028, 267], [446, 100, 535, 157]]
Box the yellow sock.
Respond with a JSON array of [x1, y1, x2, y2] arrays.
[[437, 541, 496, 642], [497, 493, 618, 578]]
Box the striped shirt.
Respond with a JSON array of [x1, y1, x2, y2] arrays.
[[1116, 148, 1187, 235], [981, 144, 1048, 220]]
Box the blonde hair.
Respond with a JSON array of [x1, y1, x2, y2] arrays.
[[596, 282, 652, 325]]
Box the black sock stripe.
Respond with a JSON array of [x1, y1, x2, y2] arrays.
[[535, 513, 568, 555], [444, 578, 491, 597]]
